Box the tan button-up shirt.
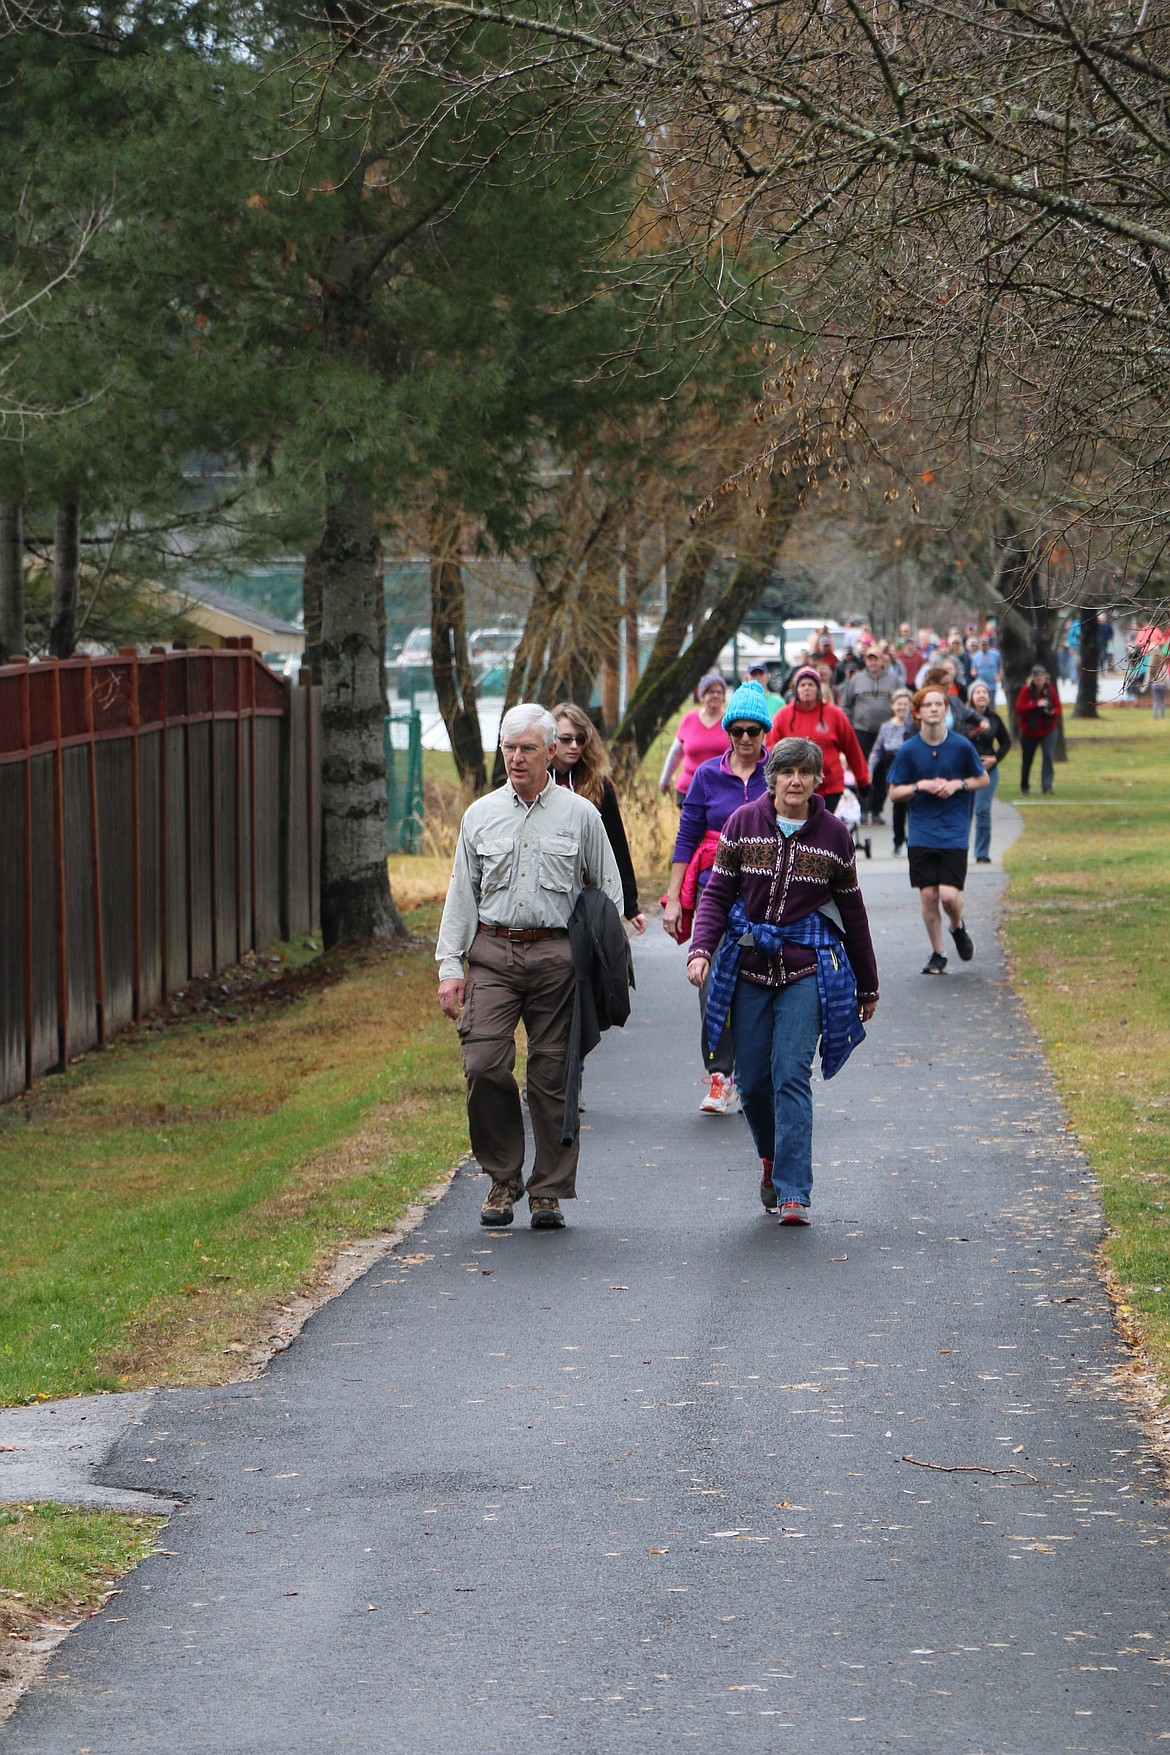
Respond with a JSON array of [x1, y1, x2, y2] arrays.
[[435, 777, 623, 982]]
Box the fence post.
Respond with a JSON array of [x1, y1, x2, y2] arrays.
[[185, 652, 197, 982], [279, 676, 293, 940], [152, 648, 170, 1001], [301, 670, 316, 935], [228, 641, 243, 964], [84, 662, 107, 1045], [207, 651, 220, 971], [407, 708, 424, 852], [51, 661, 68, 1068], [17, 658, 33, 1089], [246, 648, 258, 950], [120, 649, 143, 1021]]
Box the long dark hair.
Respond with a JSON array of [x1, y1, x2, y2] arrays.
[[550, 702, 611, 808]]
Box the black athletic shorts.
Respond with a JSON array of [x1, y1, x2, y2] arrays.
[[908, 845, 968, 891]]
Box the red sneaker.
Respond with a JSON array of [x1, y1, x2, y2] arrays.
[[779, 1202, 811, 1226], [759, 1158, 777, 1211]]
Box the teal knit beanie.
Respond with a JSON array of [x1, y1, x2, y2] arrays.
[[722, 680, 773, 731]]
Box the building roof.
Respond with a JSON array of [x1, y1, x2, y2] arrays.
[[171, 578, 304, 655]]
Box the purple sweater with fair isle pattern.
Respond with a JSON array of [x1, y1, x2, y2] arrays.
[[688, 792, 879, 1001]]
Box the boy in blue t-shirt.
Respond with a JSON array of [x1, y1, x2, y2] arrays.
[[887, 686, 989, 975]]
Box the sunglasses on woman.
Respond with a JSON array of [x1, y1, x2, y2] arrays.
[[727, 723, 764, 738], [556, 732, 588, 745]]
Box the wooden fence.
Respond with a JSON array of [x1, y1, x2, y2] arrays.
[[0, 646, 320, 1104]]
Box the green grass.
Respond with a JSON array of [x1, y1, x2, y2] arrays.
[[0, 1504, 166, 1639], [1002, 707, 1170, 1376], [0, 930, 467, 1405]]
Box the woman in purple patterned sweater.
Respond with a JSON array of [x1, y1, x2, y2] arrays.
[[687, 738, 879, 1224]]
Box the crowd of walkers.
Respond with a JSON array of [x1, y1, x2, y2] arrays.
[[436, 694, 879, 1234], [432, 614, 1078, 1235]]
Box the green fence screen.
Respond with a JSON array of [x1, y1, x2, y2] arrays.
[[385, 710, 425, 853]]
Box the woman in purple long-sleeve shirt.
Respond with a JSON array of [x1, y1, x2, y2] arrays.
[[662, 682, 772, 1115]]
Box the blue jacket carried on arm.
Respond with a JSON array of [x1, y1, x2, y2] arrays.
[[703, 898, 865, 1080]]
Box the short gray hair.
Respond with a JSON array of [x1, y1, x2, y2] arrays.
[[766, 737, 823, 784], [500, 703, 558, 747]]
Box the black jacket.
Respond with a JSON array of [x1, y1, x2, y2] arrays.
[[554, 771, 640, 919], [964, 707, 1012, 764], [597, 780, 641, 919], [562, 887, 634, 1142]]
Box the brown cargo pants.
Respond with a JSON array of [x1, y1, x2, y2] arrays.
[[457, 930, 579, 1200]]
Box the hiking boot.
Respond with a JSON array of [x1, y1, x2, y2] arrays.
[[529, 1196, 565, 1230], [701, 1072, 731, 1115], [480, 1179, 521, 1227], [779, 1202, 811, 1226], [921, 951, 948, 976], [759, 1158, 778, 1212], [950, 922, 975, 962]]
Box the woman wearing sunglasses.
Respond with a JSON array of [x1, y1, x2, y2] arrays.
[[662, 681, 773, 1115], [550, 702, 646, 934]]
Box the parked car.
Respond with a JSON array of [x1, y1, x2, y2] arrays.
[[468, 625, 523, 670], [715, 632, 782, 678], [779, 618, 849, 662], [392, 626, 432, 695]]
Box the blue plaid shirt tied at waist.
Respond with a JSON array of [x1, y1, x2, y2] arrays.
[[703, 899, 866, 1080]]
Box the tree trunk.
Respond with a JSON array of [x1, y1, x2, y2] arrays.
[[613, 470, 806, 772], [429, 508, 487, 795], [491, 490, 617, 784], [49, 500, 80, 659], [545, 532, 615, 708], [0, 500, 24, 662], [993, 515, 1064, 756], [610, 479, 785, 774], [623, 534, 641, 709], [631, 491, 735, 687], [317, 472, 406, 946], [1074, 602, 1099, 718], [302, 543, 325, 684]]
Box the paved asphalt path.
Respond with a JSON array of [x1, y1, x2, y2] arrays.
[[8, 812, 1170, 1754]]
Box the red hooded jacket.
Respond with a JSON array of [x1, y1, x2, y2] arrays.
[[1014, 680, 1061, 739], [767, 695, 870, 795]]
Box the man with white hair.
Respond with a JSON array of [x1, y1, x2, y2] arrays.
[[436, 704, 623, 1229]]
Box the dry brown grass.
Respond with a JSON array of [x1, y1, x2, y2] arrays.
[[394, 766, 676, 914], [617, 773, 678, 899], [387, 854, 453, 908]]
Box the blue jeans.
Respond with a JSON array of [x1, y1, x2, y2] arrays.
[[1020, 731, 1056, 792], [730, 974, 822, 1207], [972, 763, 998, 859]]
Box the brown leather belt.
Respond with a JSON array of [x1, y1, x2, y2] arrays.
[[477, 922, 567, 942]]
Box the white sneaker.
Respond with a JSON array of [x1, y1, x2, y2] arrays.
[[700, 1072, 730, 1115], [724, 1077, 741, 1114]]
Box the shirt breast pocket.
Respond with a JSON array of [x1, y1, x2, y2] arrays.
[[475, 834, 516, 892], [540, 831, 580, 895]]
